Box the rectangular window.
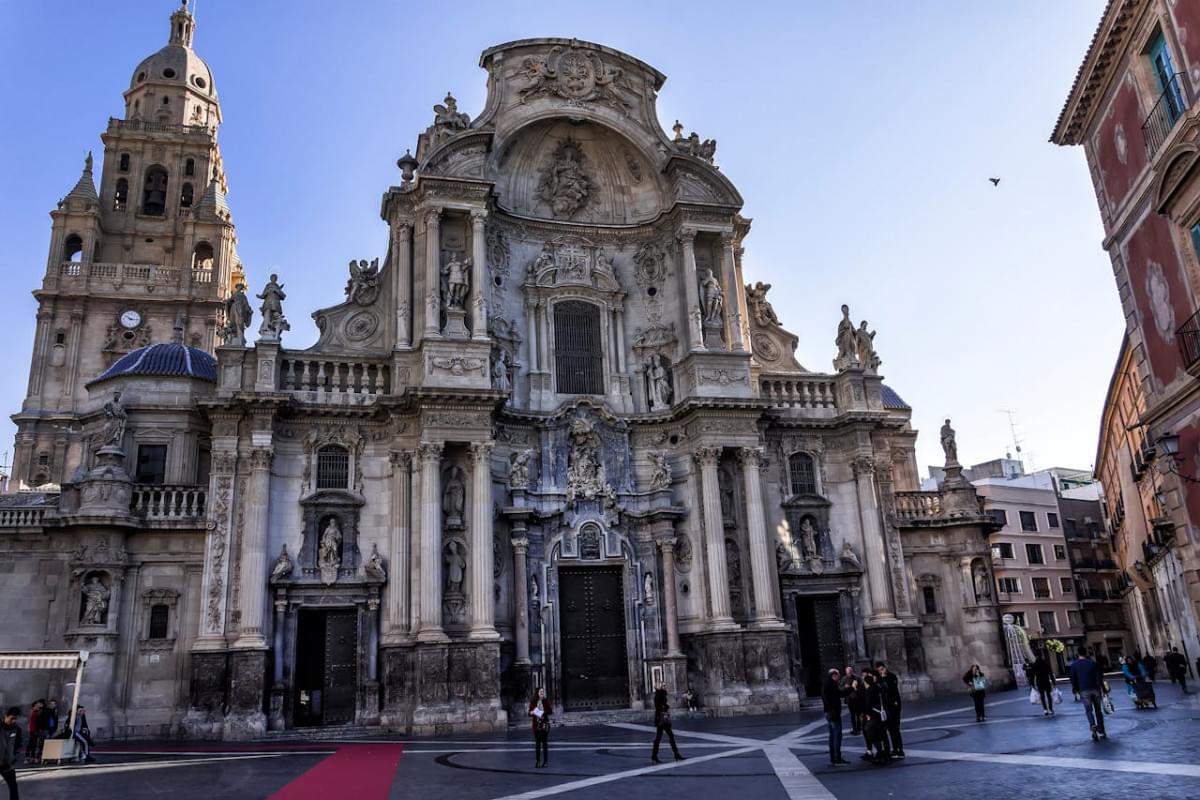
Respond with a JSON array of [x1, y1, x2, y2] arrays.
[[1019, 510, 1038, 532], [995, 542, 1015, 560], [1061, 577, 1074, 593], [148, 604, 170, 639], [1068, 610, 1082, 628], [1054, 544, 1066, 560], [1010, 611, 1027, 627], [1025, 543, 1045, 565], [998, 577, 1020, 594], [135, 444, 168, 484], [1032, 577, 1051, 599], [922, 586, 937, 614], [1149, 31, 1186, 122], [989, 508, 1008, 527], [1193, 222, 1200, 263], [554, 301, 604, 395], [1047, 512, 1060, 529], [1038, 611, 1058, 634]]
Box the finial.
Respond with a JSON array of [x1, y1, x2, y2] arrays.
[[172, 313, 186, 344], [84, 151, 93, 174], [672, 120, 684, 142]]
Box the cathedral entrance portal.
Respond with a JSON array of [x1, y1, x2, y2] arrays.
[[559, 566, 629, 710], [293, 609, 358, 726], [795, 595, 846, 697]]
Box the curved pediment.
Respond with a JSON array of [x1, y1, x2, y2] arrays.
[[1155, 142, 1200, 214], [421, 131, 493, 180], [667, 157, 742, 208], [307, 253, 392, 354]]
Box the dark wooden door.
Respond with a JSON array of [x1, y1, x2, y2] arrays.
[[795, 595, 846, 697], [322, 610, 358, 725], [560, 567, 629, 710]]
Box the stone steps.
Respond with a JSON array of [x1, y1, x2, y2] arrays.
[[258, 724, 395, 742]]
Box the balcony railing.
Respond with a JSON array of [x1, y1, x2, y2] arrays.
[[1142, 72, 1188, 158], [1177, 306, 1200, 377], [893, 491, 941, 520], [280, 356, 392, 403], [58, 261, 213, 289], [759, 375, 838, 410], [108, 117, 214, 137], [0, 507, 48, 527], [130, 484, 206, 520]]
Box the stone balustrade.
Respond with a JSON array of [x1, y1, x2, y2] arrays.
[[58, 262, 213, 289], [108, 117, 213, 136], [759, 374, 838, 409], [280, 356, 392, 403], [0, 507, 48, 527], [130, 484, 207, 520], [893, 491, 942, 520]]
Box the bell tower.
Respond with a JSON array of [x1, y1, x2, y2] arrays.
[[11, 0, 242, 488]]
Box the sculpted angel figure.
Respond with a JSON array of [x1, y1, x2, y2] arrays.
[[855, 320, 880, 371], [222, 283, 253, 345], [433, 92, 470, 131], [257, 273, 290, 337], [270, 544, 293, 582], [746, 281, 780, 326], [100, 391, 127, 447], [442, 254, 470, 310], [345, 258, 380, 305], [648, 451, 672, 491], [700, 269, 724, 325]]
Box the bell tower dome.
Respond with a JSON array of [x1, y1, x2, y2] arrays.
[[123, 1, 220, 128]]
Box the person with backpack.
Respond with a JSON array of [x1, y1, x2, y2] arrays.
[[962, 664, 988, 722]]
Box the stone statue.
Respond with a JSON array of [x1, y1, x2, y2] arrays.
[[538, 139, 594, 218], [746, 281, 780, 326], [565, 417, 612, 504], [270, 544, 293, 582], [839, 541, 861, 569], [365, 543, 387, 581], [492, 349, 511, 392], [834, 304, 858, 369], [441, 253, 470, 310], [648, 451, 672, 491], [443, 467, 466, 528], [80, 575, 110, 625], [940, 418, 958, 465], [972, 560, 991, 599], [221, 283, 253, 346], [444, 541, 466, 593], [594, 248, 615, 277], [719, 474, 735, 521], [776, 541, 794, 572], [257, 273, 290, 338], [530, 574, 540, 608], [700, 268, 724, 325], [345, 258, 380, 305], [529, 243, 555, 277], [509, 449, 534, 490], [855, 320, 880, 371], [318, 518, 342, 572], [100, 391, 127, 448], [643, 572, 655, 605], [433, 92, 470, 134], [800, 517, 819, 559], [644, 352, 673, 411]]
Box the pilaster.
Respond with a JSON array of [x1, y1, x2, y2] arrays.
[[468, 441, 499, 640]]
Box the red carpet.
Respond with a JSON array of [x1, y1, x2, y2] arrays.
[[269, 743, 404, 800]]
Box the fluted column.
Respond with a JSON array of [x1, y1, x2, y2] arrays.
[[526, 300, 539, 372], [470, 210, 488, 339], [423, 209, 442, 339], [383, 450, 413, 643], [614, 307, 627, 372], [853, 456, 895, 622], [417, 442, 448, 641], [469, 441, 498, 639], [678, 228, 704, 351], [394, 221, 413, 349], [721, 234, 745, 351], [658, 534, 683, 656], [695, 447, 733, 625], [233, 446, 273, 649], [511, 529, 531, 664], [738, 447, 780, 624]]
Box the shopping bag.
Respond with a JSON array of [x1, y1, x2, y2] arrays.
[[1029, 687, 1039, 705], [1052, 687, 1063, 705]]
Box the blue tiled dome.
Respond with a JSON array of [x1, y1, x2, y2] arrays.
[[89, 342, 217, 385], [880, 384, 910, 410]]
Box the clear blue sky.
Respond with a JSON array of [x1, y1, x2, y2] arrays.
[[0, 0, 1118, 476]]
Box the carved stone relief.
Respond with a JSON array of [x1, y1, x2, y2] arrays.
[[537, 139, 594, 218], [516, 46, 632, 113]]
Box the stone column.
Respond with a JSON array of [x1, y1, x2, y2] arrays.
[[853, 456, 895, 622], [423, 209, 442, 339], [695, 447, 734, 626], [511, 529, 531, 664], [658, 534, 683, 656], [526, 300, 539, 372], [470, 210, 488, 339], [395, 221, 413, 349], [417, 442, 448, 641], [738, 447, 780, 624], [233, 446, 273, 649], [678, 228, 704, 351], [537, 304, 549, 374], [720, 235, 745, 351], [614, 307, 628, 372], [469, 441, 498, 639], [366, 598, 380, 682], [383, 450, 413, 643]]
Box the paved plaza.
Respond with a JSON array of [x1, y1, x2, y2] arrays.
[[9, 684, 1200, 799]]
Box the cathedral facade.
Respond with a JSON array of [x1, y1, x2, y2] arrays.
[[0, 5, 1008, 739]]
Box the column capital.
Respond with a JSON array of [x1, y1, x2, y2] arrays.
[[470, 208, 488, 225], [511, 536, 529, 554], [657, 537, 676, 554], [248, 447, 274, 471], [693, 446, 722, 467], [274, 599, 287, 613], [469, 441, 494, 464], [389, 449, 413, 470], [737, 446, 765, 469], [677, 227, 697, 244], [852, 454, 876, 477], [417, 441, 444, 463], [424, 208, 442, 226], [719, 231, 735, 246], [396, 223, 413, 241]]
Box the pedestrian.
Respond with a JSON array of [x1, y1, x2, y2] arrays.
[[24, 700, 42, 765], [822, 668, 849, 766], [962, 665, 988, 722], [1121, 655, 1147, 704], [71, 705, 94, 764], [683, 686, 699, 712], [841, 666, 863, 735], [1142, 652, 1158, 682], [1030, 653, 1055, 716], [862, 672, 890, 765], [37, 700, 57, 745], [1068, 659, 1081, 701], [875, 662, 904, 759], [1, 706, 22, 800], [1069, 649, 1107, 741], [529, 688, 550, 768], [1164, 647, 1189, 693], [650, 680, 684, 764]]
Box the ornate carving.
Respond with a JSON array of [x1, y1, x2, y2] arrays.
[[648, 451, 672, 491], [852, 455, 875, 477], [508, 448, 535, 490], [517, 46, 631, 113], [698, 369, 747, 386], [318, 517, 343, 585], [633, 240, 670, 294], [256, 274, 290, 338], [429, 92, 470, 146], [537, 139, 594, 218], [429, 356, 486, 377], [839, 541, 861, 569], [270, 544, 293, 583], [579, 524, 602, 559], [746, 282, 780, 327], [751, 332, 782, 363], [345, 258, 381, 305], [672, 121, 717, 163], [693, 446, 722, 468], [736, 447, 764, 469], [365, 542, 387, 581], [675, 532, 693, 569], [205, 475, 232, 633], [344, 310, 380, 341], [470, 441, 494, 464], [565, 416, 614, 505]]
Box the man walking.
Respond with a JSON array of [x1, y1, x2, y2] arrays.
[[1, 706, 23, 799], [650, 681, 684, 764], [875, 662, 904, 759], [823, 668, 849, 766], [1142, 652, 1158, 683], [1164, 647, 1189, 693], [71, 705, 94, 764], [1068, 649, 1107, 741]]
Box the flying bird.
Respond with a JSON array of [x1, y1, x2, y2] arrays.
[[989, 177, 1001, 186]]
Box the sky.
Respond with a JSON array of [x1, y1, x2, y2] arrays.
[[0, 0, 1119, 477]]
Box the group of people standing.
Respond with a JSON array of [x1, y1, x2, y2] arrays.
[[824, 661, 905, 766], [0, 700, 94, 800]]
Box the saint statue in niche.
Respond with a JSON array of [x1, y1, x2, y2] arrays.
[[441, 254, 471, 310], [800, 517, 819, 560], [318, 517, 343, 572], [972, 560, 991, 600], [444, 541, 466, 593], [700, 269, 724, 325], [80, 575, 110, 625], [644, 352, 673, 411], [443, 467, 466, 529]]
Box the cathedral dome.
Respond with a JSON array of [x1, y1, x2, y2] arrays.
[[88, 342, 217, 386], [127, 2, 216, 99]]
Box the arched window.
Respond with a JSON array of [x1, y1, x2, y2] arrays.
[[788, 452, 817, 496], [180, 182, 194, 207], [553, 300, 603, 395], [142, 165, 169, 216], [192, 242, 214, 270], [317, 445, 350, 489], [114, 178, 129, 211], [119, 153, 130, 172], [63, 234, 84, 263], [185, 157, 195, 177]]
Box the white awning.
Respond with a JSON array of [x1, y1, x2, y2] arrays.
[[0, 651, 86, 671]]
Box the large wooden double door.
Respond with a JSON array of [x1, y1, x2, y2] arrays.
[[294, 608, 358, 726], [559, 566, 630, 710], [795, 595, 846, 697]]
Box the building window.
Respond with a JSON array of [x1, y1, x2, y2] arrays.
[[1192, 222, 1200, 263], [922, 586, 937, 614], [135, 445, 168, 484], [148, 604, 170, 639], [63, 234, 84, 262], [1019, 510, 1038, 532], [788, 452, 817, 496], [1010, 611, 1027, 627], [114, 178, 129, 211], [988, 508, 1008, 527], [1047, 512, 1060, 529], [1148, 31, 1186, 123], [185, 157, 195, 177], [180, 182, 194, 207], [1032, 577, 1051, 599], [998, 577, 1020, 595], [1054, 544, 1066, 560], [54, 331, 66, 345], [316, 445, 349, 489], [1067, 610, 1082, 628], [192, 242, 214, 270], [1025, 543, 1045, 565], [141, 165, 169, 216], [1038, 611, 1058, 635], [994, 542, 1015, 559], [119, 153, 130, 172], [553, 301, 603, 395], [1061, 577, 1074, 594]]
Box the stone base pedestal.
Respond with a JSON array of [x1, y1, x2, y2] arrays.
[[682, 631, 751, 712], [77, 446, 133, 515], [182, 651, 229, 740], [384, 641, 507, 735], [268, 685, 287, 731], [863, 623, 934, 701], [362, 681, 381, 725], [224, 650, 268, 740], [422, 338, 491, 389], [742, 628, 801, 709], [444, 308, 469, 338], [675, 351, 754, 400], [703, 321, 724, 349]]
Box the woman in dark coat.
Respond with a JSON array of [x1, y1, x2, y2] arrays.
[[651, 681, 684, 763], [841, 666, 864, 735], [529, 687, 551, 768], [1030, 654, 1055, 716], [861, 672, 890, 764], [962, 665, 988, 722]]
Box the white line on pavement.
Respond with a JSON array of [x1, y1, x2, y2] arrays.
[[762, 744, 837, 800], [606, 722, 759, 745], [401, 743, 733, 754], [20, 754, 288, 782]]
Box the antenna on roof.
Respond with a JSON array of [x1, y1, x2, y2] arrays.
[[997, 409, 1031, 473]]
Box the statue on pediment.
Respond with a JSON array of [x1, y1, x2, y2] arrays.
[[746, 281, 780, 327], [257, 274, 290, 338], [221, 283, 252, 346], [345, 258, 381, 306]]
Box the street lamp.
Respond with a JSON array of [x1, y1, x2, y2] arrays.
[[1154, 431, 1200, 482]]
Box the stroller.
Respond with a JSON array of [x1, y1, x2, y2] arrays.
[[1131, 678, 1157, 709]]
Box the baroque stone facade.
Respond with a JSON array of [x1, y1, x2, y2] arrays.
[[0, 10, 1009, 739]]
